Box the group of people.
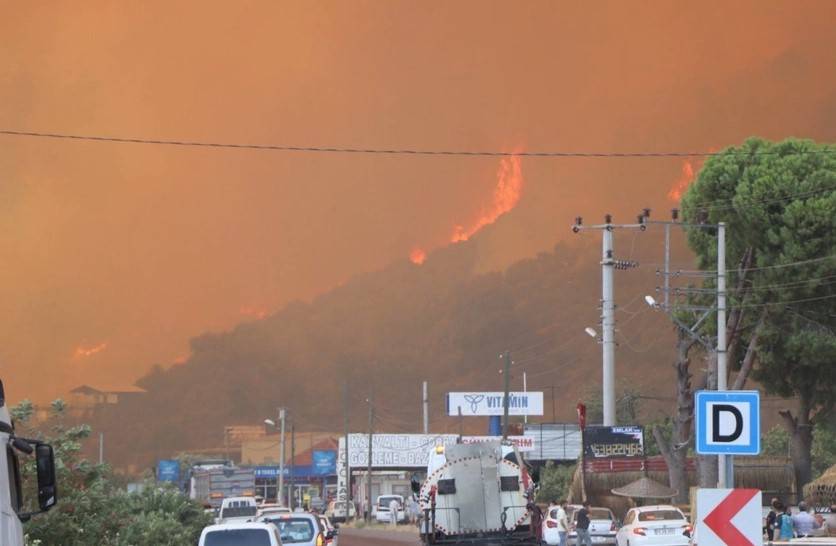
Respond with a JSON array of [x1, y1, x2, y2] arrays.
[[765, 498, 826, 541], [547, 499, 593, 546]]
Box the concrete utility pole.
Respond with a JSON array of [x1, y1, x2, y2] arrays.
[[502, 350, 511, 439], [601, 224, 616, 426], [98, 432, 104, 465], [422, 381, 429, 434], [572, 214, 644, 427], [366, 389, 374, 522], [645, 210, 730, 488], [343, 381, 351, 517], [717, 222, 730, 488], [523, 372, 528, 425], [278, 408, 287, 506]]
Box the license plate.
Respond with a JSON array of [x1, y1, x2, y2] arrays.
[[655, 528, 675, 535], [592, 537, 607, 543]]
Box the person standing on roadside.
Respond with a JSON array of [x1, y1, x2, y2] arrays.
[[792, 502, 821, 538], [576, 501, 592, 546], [766, 497, 780, 541], [556, 499, 570, 546], [389, 497, 400, 527], [779, 503, 794, 540]]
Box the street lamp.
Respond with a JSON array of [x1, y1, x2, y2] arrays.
[[584, 327, 598, 338], [644, 295, 658, 308]]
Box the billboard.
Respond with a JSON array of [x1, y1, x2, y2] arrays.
[[583, 425, 644, 458], [446, 392, 544, 416], [461, 435, 536, 452], [157, 459, 180, 482], [312, 450, 337, 475]]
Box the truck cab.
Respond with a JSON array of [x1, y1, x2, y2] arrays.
[[0, 380, 59, 546]]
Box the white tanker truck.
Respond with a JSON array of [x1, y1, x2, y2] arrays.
[[413, 440, 541, 546]]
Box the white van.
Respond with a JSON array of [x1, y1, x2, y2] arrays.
[[218, 496, 259, 523], [374, 494, 406, 524], [199, 522, 282, 546]]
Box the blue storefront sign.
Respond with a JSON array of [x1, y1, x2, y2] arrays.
[[157, 459, 180, 483], [312, 450, 337, 476]]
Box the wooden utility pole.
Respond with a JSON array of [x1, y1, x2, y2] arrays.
[[366, 388, 374, 522], [289, 422, 296, 509], [343, 381, 352, 518], [502, 351, 511, 440]]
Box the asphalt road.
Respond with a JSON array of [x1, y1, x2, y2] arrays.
[[338, 527, 421, 546]]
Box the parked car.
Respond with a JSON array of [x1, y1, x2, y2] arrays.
[[374, 494, 406, 524], [199, 522, 282, 546], [565, 506, 617, 546], [310, 496, 326, 512], [542, 506, 567, 546], [542, 505, 616, 546], [616, 505, 691, 546], [258, 512, 325, 546], [318, 515, 339, 546], [325, 500, 356, 523], [218, 496, 259, 524]]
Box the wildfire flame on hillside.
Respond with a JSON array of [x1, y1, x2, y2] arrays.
[[240, 305, 268, 320], [409, 247, 427, 265], [451, 155, 523, 242], [73, 342, 108, 359], [408, 154, 523, 264], [667, 160, 695, 202]]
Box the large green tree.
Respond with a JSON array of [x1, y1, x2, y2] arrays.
[[680, 137, 836, 490], [12, 400, 211, 546]]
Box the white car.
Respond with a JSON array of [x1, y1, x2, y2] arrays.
[[567, 507, 618, 545], [199, 522, 282, 546], [218, 496, 259, 523], [325, 500, 356, 523], [615, 505, 691, 546]]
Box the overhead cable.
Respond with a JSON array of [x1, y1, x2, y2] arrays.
[[2, 129, 835, 158]]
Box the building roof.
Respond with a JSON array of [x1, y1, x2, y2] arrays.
[[611, 476, 678, 499], [70, 384, 147, 394]]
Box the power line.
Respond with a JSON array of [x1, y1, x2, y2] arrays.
[[2, 129, 835, 158], [671, 254, 836, 277]]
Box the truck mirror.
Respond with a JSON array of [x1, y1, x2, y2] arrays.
[[410, 473, 421, 494], [36, 443, 58, 511]]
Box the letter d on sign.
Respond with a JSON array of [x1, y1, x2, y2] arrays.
[[712, 404, 743, 442]]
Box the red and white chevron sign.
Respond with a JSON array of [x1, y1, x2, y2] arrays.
[[696, 489, 762, 546]]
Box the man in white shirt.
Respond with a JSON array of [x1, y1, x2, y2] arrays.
[[389, 498, 400, 527], [556, 499, 570, 546]]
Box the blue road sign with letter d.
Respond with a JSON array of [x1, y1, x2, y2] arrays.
[[696, 390, 760, 455]]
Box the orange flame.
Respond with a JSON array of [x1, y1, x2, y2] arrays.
[[73, 342, 108, 359], [239, 305, 268, 320], [667, 160, 694, 202], [450, 155, 523, 242], [409, 247, 426, 265]]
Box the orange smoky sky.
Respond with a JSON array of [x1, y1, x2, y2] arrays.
[[1, 1, 835, 401]]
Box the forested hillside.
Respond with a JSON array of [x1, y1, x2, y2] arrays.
[[92, 224, 678, 469]]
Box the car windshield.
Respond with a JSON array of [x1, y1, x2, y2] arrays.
[[638, 510, 684, 522], [271, 518, 314, 543], [204, 529, 272, 546], [589, 509, 612, 520]]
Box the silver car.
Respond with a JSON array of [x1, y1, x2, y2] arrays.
[[259, 512, 324, 546]]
